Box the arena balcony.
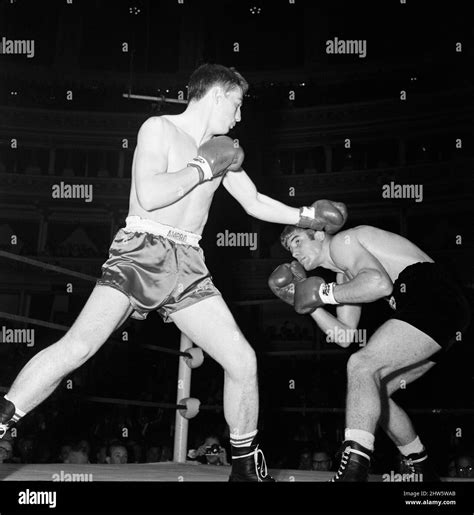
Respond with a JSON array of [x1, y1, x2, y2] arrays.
[[0, 157, 472, 205]]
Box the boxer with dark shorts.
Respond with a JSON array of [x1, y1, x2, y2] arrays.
[[270, 224, 470, 481], [388, 262, 470, 362]]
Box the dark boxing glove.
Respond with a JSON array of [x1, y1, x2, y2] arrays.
[[268, 261, 307, 306], [294, 277, 339, 314], [297, 199, 348, 234], [188, 136, 244, 183]]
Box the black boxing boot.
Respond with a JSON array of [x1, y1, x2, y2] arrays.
[[329, 441, 372, 482], [228, 433, 275, 482], [400, 450, 442, 482], [0, 397, 17, 439]]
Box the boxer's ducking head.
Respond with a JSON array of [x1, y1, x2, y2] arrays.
[[280, 226, 328, 271]]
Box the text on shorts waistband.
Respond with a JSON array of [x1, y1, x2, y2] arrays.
[[124, 216, 202, 247]]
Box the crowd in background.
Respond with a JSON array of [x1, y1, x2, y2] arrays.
[[0, 394, 472, 480]]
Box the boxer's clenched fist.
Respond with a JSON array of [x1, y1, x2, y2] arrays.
[[268, 261, 307, 306], [188, 136, 244, 183], [294, 277, 339, 314], [297, 199, 348, 234]]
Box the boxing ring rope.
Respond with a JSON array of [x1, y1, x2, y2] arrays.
[[0, 250, 96, 283], [0, 250, 202, 462], [0, 311, 195, 360]]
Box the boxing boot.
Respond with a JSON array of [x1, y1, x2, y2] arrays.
[[229, 435, 275, 482], [400, 450, 442, 482], [329, 440, 372, 482]]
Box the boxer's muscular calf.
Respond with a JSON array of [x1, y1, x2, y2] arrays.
[[6, 286, 132, 413], [379, 361, 435, 446], [171, 296, 258, 435]]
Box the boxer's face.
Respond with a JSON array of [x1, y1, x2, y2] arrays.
[[288, 230, 324, 270], [213, 86, 243, 134]]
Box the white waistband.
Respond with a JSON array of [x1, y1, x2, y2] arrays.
[[124, 216, 201, 247]]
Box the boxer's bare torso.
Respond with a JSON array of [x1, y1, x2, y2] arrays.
[[330, 226, 434, 283], [128, 115, 221, 235]]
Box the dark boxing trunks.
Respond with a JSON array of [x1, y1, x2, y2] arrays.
[[97, 216, 221, 322], [387, 262, 471, 360]]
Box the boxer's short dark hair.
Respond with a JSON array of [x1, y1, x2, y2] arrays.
[[280, 226, 316, 251], [187, 64, 248, 102]]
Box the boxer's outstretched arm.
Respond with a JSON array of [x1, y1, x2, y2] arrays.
[[223, 169, 300, 224], [135, 117, 200, 211]]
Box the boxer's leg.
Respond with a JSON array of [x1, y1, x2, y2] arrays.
[[171, 295, 257, 436], [346, 320, 440, 434], [171, 295, 273, 481], [380, 360, 435, 446], [4, 285, 132, 414], [379, 361, 440, 480], [331, 319, 441, 481]]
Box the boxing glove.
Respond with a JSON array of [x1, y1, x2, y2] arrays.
[[268, 261, 307, 306], [188, 136, 244, 183], [294, 277, 339, 314], [297, 200, 348, 234]]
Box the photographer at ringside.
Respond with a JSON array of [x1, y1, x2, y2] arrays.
[[188, 435, 230, 466]]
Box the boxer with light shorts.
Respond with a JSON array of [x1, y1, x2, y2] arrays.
[[0, 64, 347, 481]]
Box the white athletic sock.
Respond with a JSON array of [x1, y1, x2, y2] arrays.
[[397, 436, 425, 457], [345, 428, 375, 451], [230, 429, 257, 448]]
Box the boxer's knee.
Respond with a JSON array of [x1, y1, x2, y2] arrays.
[[225, 343, 257, 381], [57, 333, 97, 368], [347, 351, 386, 381]]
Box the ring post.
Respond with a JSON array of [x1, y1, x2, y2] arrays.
[[173, 332, 193, 463]]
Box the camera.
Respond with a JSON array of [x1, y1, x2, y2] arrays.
[[205, 444, 221, 455]]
